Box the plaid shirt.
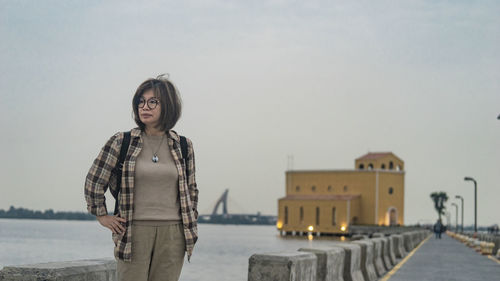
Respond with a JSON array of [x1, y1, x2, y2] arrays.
[[84, 128, 198, 262]]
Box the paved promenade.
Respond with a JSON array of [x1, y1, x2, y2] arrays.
[[386, 233, 500, 281]]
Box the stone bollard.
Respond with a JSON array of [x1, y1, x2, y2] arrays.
[[298, 247, 346, 281], [248, 252, 317, 281], [329, 243, 365, 281], [480, 242, 495, 255], [474, 239, 482, 252], [392, 234, 407, 259], [0, 259, 116, 281], [351, 240, 377, 281]]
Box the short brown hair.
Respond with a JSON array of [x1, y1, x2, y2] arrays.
[[132, 74, 182, 132]]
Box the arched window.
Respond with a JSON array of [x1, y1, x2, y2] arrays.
[[397, 165, 402, 171], [344, 185, 348, 192], [368, 163, 374, 170], [311, 185, 316, 192], [381, 164, 386, 170], [389, 161, 394, 170], [359, 164, 364, 170], [388, 187, 394, 194], [328, 185, 332, 191], [296, 186, 300, 192], [284, 206, 288, 225], [316, 207, 320, 226]]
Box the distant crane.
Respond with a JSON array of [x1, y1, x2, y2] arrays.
[[198, 189, 276, 225], [212, 189, 229, 215]]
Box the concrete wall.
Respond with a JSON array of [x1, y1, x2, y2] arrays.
[[0, 259, 116, 281]]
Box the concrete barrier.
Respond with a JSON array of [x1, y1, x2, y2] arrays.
[[370, 238, 387, 277], [298, 247, 345, 281], [492, 236, 500, 256], [351, 240, 377, 281], [392, 234, 407, 259], [402, 232, 414, 252], [386, 235, 398, 265], [0, 259, 116, 281], [351, 234, 369, 241], [248, 252, 317, 281], [375, 237, 392, 270], [329, 243, 364, 281]]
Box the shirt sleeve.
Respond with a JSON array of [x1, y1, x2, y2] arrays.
[[186, 137, 199, 219], [84, 133, 120, 216]]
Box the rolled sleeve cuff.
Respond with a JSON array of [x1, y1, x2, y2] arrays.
[[88, 205, 108, 217]]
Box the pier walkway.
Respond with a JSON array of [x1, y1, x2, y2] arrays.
[[385, 233, 500, 281]]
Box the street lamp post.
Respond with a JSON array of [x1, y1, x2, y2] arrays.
[[464, 177, 477, 233], [451, 203, 458, 232], [455, 195, 464, 233]]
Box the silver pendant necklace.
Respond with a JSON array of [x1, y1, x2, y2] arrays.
[[145, 133, 165, 163]]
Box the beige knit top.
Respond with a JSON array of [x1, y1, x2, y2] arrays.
[[132, 132, 182, 222]]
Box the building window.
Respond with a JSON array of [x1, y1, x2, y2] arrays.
[[296, 186, 300, 192], [381, 164, 386, 169], [316, 207, 320, 226], [328, 185, 332, 191], [389, 187, 394, 194], [389, 161, 394, 170], [344, 185, 348, 192], [352, 216, 358, 225], [359, 164, 364, 170], [284, 206, 288, 225], [368, 163, 374, 170], [332, 207, 336, 225], [397, 165, 402, 171], [312, 185, 316, 192], [300, 206, 304, 223]]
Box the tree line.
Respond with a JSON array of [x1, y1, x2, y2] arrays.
[[0, 206, 95, 220]]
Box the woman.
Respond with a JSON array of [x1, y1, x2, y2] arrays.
[[84, 74, 198, 281]]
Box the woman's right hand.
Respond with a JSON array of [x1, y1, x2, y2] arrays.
[[97, 215, 127, 234]]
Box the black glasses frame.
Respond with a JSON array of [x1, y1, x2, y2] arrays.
[[138, 97, 160, 110]]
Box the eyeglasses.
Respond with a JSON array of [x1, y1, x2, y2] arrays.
[[138, 98, 160, 110]]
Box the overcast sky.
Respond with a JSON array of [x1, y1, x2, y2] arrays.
[[1, 0, 499, 226]]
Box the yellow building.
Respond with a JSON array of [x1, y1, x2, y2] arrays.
[[277, 152, 405, 234]]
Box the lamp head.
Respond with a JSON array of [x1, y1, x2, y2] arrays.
[[464, 177, 474, 182]]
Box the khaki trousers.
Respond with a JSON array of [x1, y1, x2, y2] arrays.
[[117, 222, 185, 281]]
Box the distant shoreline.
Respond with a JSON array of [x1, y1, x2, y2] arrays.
[[0, 206, 95, 221]]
